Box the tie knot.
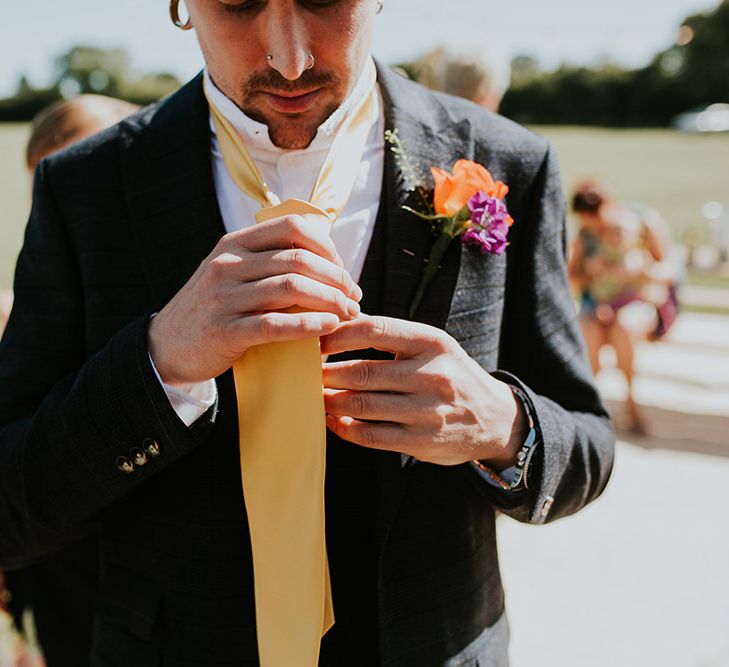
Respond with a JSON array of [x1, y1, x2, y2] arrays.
[[255, 198, 333, 226]]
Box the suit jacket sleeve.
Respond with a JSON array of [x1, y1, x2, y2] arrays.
[[0, 160, 217, 569], [473, 143, 615, 524]]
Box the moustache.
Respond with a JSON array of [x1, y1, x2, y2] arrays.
[[243, 69, 340, 96]]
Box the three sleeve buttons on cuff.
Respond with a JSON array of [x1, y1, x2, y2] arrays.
[[130, 448, 148, 467], [115, 456, 135, 475], [116, 438, 162, 474], [143, 438, 161, 458]]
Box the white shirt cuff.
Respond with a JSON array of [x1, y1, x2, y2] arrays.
[[147, 352, 217, 427]]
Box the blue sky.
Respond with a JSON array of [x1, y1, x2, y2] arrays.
[[1, 0, 719, 97]]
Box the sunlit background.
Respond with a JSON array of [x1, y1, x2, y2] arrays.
[[0, 0, 720, 95], [1, 2, 728, 666]]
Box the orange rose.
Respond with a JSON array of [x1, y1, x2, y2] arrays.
[[431, 160, 509, 217]]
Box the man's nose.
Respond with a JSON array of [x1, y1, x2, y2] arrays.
[[263, 4, 312, 81]]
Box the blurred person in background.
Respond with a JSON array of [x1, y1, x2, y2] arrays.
[[568, 180, 677, 432], [0, 95, 139, 339], [415, 46, 511, 112], [0, 94, 138, 667], [24, 95, 140, 173]]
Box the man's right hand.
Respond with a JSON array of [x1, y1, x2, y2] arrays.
[[148, 214, 362, 385]]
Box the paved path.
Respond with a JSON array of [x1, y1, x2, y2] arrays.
[[499, 441, 729, 667], [499, 312, 729, 667], [681, 284, 729, 311]]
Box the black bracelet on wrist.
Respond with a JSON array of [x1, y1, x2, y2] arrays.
[[472, 384, 540, 492]]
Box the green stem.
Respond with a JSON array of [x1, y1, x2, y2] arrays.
[[408, 232, 454, 319], [402, 206, 451, 225]]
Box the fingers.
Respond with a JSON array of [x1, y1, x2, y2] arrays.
[[325, 414, 408, 453], [236, 311, 342, 347], [321, 315, 447, 358], [324, 389, 416, 424], [237, 274, 361, 320], [323, 359, 414, 392], [228, 215, 343, 266], [236, 248, 362, 301]]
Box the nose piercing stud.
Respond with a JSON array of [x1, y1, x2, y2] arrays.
[[265, 53, 314, 69]]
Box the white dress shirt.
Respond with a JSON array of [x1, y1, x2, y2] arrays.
[[154, 60, 385, 425]]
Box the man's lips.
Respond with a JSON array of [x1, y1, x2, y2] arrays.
[[259, 88, 323, 114]]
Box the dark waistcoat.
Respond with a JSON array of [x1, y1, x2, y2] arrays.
[[319, 183, 389, 666]]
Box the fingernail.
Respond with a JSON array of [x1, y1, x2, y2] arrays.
[[347, 300, 361, 318], [352, 283, 363, 301]]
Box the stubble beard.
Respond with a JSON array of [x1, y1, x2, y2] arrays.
[[239, 69, 344, 150], [247, 101, 341, 150]]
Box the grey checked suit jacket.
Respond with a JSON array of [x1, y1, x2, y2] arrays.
[[0, 63, 614, 666]]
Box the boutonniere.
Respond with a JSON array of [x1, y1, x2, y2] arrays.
[[385, 129, 516, 318]]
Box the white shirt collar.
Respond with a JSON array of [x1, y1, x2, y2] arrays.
[[203, 56, 377, 156]]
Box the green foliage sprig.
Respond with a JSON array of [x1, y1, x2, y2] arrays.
[[384, 128, 434, 215]]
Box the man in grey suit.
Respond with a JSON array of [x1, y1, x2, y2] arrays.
[[0, 1, 614, 665]]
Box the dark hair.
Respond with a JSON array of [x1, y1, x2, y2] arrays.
[[571, 180, 612, 214]]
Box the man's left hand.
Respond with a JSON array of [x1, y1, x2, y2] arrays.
[[321, 316, 527, 468]]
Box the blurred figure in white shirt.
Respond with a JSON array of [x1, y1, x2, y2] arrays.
[[415, 46, 511, 112]]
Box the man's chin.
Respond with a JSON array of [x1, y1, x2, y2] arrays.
[[268, 125, 320, 150], [256, 105, 340, 150]]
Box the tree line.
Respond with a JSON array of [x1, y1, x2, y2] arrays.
[[2, 1, 727, 126], [0, 46, 181, 122], [504, 0, 728, 126], [407, 0, 729, 127]]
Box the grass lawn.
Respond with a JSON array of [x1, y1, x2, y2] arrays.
[[687, 270, 729, 288], [530, 125, 729, 244], [0, 122, 727, 289], [0, 123, 31, 290]]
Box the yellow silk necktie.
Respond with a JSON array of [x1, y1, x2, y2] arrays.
[[205, 60, 379, 667]]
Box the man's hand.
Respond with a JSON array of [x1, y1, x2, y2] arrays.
[[321, 316, 527, 468], [148, 215, 362, 385]]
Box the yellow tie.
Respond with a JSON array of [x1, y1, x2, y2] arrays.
[[205, 60, 379, 667]]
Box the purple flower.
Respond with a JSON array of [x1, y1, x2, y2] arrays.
[[467, 191, 512, 228], [462, 191, 512, 255], [462, 226, 508, 255]]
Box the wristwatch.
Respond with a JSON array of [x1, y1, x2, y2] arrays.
[[472, 384, 540, 492]]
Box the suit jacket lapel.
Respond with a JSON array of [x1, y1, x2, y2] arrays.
[[121, 73, 226, 312], [373, 63, 473, 564], [377, 63, 466, 329]]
